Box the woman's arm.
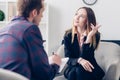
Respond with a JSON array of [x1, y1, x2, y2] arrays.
[[77, 23, 101, 72], [64, 33, 79, 66], [78, 43, 94, 72]]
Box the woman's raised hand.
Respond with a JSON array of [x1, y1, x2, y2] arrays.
[[88, 23, 101, 37], [85, 23, 101, 43]]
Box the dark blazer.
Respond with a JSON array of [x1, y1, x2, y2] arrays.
[[63, 30, 105, 80]]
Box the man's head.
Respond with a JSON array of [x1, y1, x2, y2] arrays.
[[17, 0, 45, 25]]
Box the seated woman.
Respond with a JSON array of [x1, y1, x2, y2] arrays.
[[63, 7, 105, 80]]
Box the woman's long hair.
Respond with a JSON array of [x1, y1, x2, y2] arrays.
[[70, 7, 100, 49]]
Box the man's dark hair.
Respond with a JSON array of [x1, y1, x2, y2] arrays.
[[17, 0, 42, 18]]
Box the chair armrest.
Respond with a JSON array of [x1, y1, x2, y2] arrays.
[[0, 69, 29, 80], [103, 61, 120, 80], [56, 45, 64, 58], [95, 42, 120, 80]]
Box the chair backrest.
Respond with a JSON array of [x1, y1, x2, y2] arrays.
[[0, 68, 29, 80]]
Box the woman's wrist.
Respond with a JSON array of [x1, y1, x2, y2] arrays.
[[85, 37, 91, 43], [77, 57, 83, 63]]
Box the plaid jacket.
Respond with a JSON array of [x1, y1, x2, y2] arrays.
[[0, 16, 59, 80]]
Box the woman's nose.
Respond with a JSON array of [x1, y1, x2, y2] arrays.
[[76, 15, 80, 20]]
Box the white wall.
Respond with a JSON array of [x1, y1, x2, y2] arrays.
[[47, 0, 120, 55]]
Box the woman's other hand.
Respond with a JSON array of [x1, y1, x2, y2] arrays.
[[77, 58, 94, 72]]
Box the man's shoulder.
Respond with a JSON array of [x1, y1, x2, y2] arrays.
[[13, 20, 35, 30], [0, 20, 37, 40], [9, 20, 37, 33]]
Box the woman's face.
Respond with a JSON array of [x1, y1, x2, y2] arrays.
[[73, 8, 87, 28]]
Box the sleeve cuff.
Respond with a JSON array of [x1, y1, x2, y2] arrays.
[[51, 64, 60, 73], [82, 43, 90, 50]]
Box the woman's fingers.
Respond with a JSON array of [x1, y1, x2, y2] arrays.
[[91, 23, 101, 30], [96, 24, 101, 30], [90, 23, 95, 29], [85, 61, 93, 72], [82, 65, 88, 71], [87, 61, 94, 69], [84, 63, 92, 72]]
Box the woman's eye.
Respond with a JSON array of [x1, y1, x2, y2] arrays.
[[79, 15, 86, 18], [75, 13, 78, 15]]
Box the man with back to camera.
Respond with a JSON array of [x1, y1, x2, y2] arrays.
[[0, 0, 61, 80]]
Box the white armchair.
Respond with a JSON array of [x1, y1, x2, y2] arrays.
[[0, 68, 29, 80], [54, 42, 120, 80]]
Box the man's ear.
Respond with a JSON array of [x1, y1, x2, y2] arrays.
[[32, 9, 37, 17]]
